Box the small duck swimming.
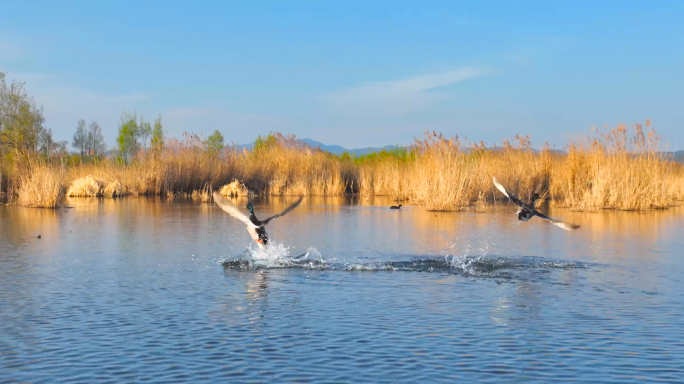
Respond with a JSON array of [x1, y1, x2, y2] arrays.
[[492, 177, 580, 231], [213, 192, 304, 248], [390, 204, 402, 209]]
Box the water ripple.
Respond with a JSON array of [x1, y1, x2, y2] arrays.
[[2, 201, 683, 383]]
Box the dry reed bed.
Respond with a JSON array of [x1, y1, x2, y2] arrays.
[[67, 175, 122, 198], [219, 180, 252, 197], [550, 124, 681, 211], [237, 140, 345, 196], [357, 133, 552, 211], [9, 126, 684, 211], [17, 166, 66, 208]]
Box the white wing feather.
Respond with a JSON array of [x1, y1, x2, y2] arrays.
[[553, 221, 580, 231], [212, 192, 259, 229], [545, 218, 581, 231], [535, 211, 581, 231], [247, 226, 261, 241], [492, 177, 509, 198]]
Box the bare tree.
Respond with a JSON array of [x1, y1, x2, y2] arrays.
[[72, 119, 88, 159], [39, 128, 54, 159], [88, 121, 106, 158], [139, 117, 152, 151]]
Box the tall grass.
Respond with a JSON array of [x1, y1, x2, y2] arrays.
[[356, 133, 552, 210], [17, 165, 66, 208], [5, 125, 683, 211], [354, 126, 682, 211], [552, 123, 681, 211], [354, 148, 413, 198], [238, 134, 345, 196], [56, 133, 345, 200]]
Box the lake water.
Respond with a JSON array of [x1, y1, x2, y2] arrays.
[[1, 197, 683, 383]]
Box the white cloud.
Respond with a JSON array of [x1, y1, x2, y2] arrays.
[[320, 67, 490, 116], [3, 66, 496, 149], [5, 69, 291, 146]]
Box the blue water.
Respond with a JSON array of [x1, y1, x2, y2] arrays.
[[1, 197, 683, 383]]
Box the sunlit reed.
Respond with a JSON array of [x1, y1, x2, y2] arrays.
[[7, 125, 683, 211]]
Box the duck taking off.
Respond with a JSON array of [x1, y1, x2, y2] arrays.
[[390, 204, 402, 209], [212, 192, 304, 248], [492, 177, 580, 231]]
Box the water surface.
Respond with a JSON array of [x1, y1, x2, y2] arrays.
[[1, 197, 683, 382]]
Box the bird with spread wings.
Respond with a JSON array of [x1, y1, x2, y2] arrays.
[[213, 192, 304, 247], [493, 177, 580, 231]]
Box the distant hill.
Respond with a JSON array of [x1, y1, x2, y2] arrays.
[[237, 139, 684, 162], [300, 139, 402, 156], [238, 138, 402, 157], [543, 149, 683, 162], [662, 150, 684, 163]]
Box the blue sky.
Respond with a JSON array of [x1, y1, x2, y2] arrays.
[[1, 1, 682, 150]]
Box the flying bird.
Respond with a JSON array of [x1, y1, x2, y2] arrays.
[[213, 192, 304, 248], [492, 177, 580, 231]]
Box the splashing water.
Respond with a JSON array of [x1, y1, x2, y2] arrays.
[[244, 242, 292, 264], [220, 243, 326, 269], [221, 243, 587, 278]]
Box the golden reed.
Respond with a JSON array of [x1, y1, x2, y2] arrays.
[[6, 126, 683, 211]]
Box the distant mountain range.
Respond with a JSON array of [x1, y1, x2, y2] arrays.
[[662, 150, 684, 162], [239, 138, 401, 157], [238, 139, 684, 162]]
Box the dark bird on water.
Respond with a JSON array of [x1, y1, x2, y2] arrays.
[[390, 204, 402, 209], [493, 177, 580, 231], [212, 192, 304, 248], [37, 234, 41, 239]]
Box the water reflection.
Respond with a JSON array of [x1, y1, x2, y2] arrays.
[[2, 198, 684, 382], [0, 205, 64, 247], [555, 203, 684, 241]]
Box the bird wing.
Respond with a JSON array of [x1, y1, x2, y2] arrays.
[[247, 226, 261, 241], [492, 177, 525, 207], [212, 192, 259, 229], [534, 211, 581, 231], [262, 196, 304, 225]]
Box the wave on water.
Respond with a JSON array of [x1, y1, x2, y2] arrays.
[[219, 243, 587, 278]]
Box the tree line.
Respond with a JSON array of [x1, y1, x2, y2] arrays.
[[2, 70, 230, 168], [0, 72, 66, 165]]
